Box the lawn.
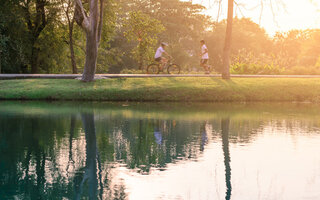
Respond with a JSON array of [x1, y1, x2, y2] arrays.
[[1, 77, 320, 102]]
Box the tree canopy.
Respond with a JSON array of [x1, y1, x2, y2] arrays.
[[1, 0, 320, 75]]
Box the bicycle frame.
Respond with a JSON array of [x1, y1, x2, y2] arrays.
[[158, 58, 173, 72], [147, 58, 180, 74]]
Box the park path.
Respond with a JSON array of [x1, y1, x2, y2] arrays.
[[2, 74, 320, 80]]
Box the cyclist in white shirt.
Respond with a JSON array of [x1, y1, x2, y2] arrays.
[[154, 42, 171, 70], [200, 40, 210, 74]]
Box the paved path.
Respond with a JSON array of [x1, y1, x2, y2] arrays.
[[2, 74, 320, 80]]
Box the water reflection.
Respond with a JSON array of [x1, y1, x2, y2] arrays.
[[153, 120, 163, 145], [1, 102, 320, 199], [200, 121, 208, 152], [75, 113, 99, 199], [66, 115, 76, 177], [221, 118, 232, 200]]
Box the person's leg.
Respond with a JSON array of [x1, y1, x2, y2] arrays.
[[155, 57, 161, 62], [203, 59, 209, 72], [200, 59, 204, 70], [200, 59, 209, 73], [160, 57, 167, 71]]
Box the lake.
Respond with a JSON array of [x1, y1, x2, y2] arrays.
[[0, 101, 320, 200]]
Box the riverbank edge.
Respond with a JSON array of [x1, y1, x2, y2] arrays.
[[1, 78, 320, 102], [3, 74, 320, 80]]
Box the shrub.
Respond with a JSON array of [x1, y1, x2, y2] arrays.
[[231, 63, 285, 75], [284, 66, 320, 75], [120, 69, 145, 74]]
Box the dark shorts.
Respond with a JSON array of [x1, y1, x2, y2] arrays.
[[201, 59, 208, 64], [155, 57, 162, 62]]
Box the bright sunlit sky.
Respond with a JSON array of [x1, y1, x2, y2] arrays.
[[190, 0, 320, 36]]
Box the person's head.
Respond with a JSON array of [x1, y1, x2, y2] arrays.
[[200, 40, 205, 45], [161, 42, 168, 48]]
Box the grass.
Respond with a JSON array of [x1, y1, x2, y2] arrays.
[[2, 101, 320, 121], [1, 77, 320, 102]]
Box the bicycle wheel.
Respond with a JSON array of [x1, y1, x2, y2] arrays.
[[167, 64, 180, 74], [147, 64, 160, 74]]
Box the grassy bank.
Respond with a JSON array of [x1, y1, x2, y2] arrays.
[[1, 78, 320, 102]]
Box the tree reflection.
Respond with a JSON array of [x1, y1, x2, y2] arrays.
[[221, 118, 232, 200], [66, 115, 76, 176], [108, 118, 206, 173], [0, 114, 70, 199], [75, 112, 127, 200], [0, 105, 267, 200], [74, 113, 99, 199]]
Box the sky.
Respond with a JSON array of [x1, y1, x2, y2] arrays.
[[191, 0, 320, 36]]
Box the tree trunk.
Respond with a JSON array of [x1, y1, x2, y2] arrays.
[[0, 50, 2, 74], [69, 21, 78, 74], [75, 0, 103, 82], [31, 45, 39, 73], [22, 0, 47, 74], [82, 31, 98, 81], [139, 43, 143, 70], [222, 0, 234, 79]]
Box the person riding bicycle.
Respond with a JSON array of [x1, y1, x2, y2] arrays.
[[200, 40, 210, 74], [154, 42, 172, 70]]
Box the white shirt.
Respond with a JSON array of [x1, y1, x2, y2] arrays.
[[155, 46, 165, 58], [201, 44, 209, 59]]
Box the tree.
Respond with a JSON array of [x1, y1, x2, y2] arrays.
[[114, 0, 209, 72], [1, 1, 48, 73], [18, 0, 59, 73], [205, 18, 272, 72], [0, 0, 76, 74], [62, 0, 78, 74], [148, 0, 209, 70], [74, 0, 104, 82], [124, 11, 164, 70], [208, 0, 284, 77], [0, 34, 6, 74], [222, 0, 234, 79]]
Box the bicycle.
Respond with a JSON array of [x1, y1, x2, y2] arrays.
[[147, 58, 181, 74]]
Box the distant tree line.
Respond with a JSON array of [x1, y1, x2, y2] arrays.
[[1, 0, 320, 76]]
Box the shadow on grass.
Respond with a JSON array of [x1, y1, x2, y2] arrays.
[[208, 77, 237, 87]]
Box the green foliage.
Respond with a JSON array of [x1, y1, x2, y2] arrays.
[[36, 22, 70, 73], [123, 11, 165, 68], [284, 65, 320, 75], [145, 0, 210, 67], [0, 0, 118, 74], [231, 63, 285, 75], [2, 0, 320, 75], [205, 18, 272, 72], [230, 49, 286, 74], [120, 69, 145, 74], [272, 29, 320, 68], [0, 0, 30, 73], [113, 0, 209, 72], [96, 0, 119, 73]]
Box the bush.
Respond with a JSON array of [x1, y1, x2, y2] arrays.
[[231, 63, 285, 75], [284, 66, 320, 75], [120, 69, 145, 74]]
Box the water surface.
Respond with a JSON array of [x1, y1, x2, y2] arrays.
[[0, 102, 320, 200]]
